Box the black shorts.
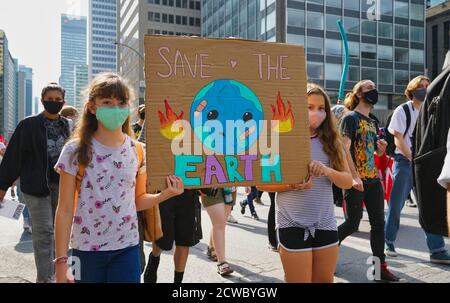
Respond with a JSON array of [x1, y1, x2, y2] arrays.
[[277, 227, 338, 252], [155, 190, 201, 251]]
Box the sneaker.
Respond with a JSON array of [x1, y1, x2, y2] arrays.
[[268, 243, 278, 252], [23, 218, 32, 234], [375, 263, 400, 282], [240, 201, 246, 215], [430, 251, 450, 265], [251, 212, 259, 220], [227, 214, 238, 224], [385, 243, 398, 257], [405, 199, 417, 208]]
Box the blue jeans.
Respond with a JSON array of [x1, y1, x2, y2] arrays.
[[242, 186, 257, 214], [385, 154, 447, 254], [16, 179, 31, 220], [72, 245, 141, 283]]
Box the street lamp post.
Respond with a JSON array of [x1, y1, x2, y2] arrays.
[[114, 40, 145, 63]]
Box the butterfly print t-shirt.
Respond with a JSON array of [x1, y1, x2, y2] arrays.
[[55, 135, 146, 252]]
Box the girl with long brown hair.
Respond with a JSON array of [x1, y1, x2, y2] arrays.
[[54, 73, 184, 283], [259, 83, 352, 283], [338, 80, 400, 282]]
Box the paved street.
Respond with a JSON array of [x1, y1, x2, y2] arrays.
[[0, 188, 449, 283]]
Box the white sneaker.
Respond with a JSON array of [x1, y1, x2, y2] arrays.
[[23, 218, 32, 234], [227, 214, 238, 224]]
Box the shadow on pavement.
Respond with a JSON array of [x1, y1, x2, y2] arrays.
[[14, 231, 33, 253]]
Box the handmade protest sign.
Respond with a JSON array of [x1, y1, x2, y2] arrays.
[[144, 35, 310, 192]]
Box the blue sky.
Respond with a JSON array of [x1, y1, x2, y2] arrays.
[[0, 0, 88, 101]]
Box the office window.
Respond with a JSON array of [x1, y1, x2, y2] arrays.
[[307, 11, 324, 30], [410, 49, 424, 65], [410, 3, 424, 21], [307, 62, 324, 80], [162, 13, 168, 23], [361, 20, 377, 36], [267, 10, 276, 31], [287, 34, 305, 45], [344, 17, 359, 35], [348, 66, 360, 82], [348, 41, 360, 58], [395, 70, 409, 86], [307, 0, 323, 4], [326, 14, 340, 32], [182, 16, 187, 25], [379, 22, 393, 39], [288, 9, 305, 28], [378, 69, 393, 85], [154, 12, 161, 22], [394, 1, 409, 18], [381, 0, 393, 15], [344, 1, 359, 11], [176, 15, 181, 24], [190, 17, 194, 26], [445, 22, 450, 52], [307, 36, 324, 54], [326, 0, 342, 8], [325, 63, 342, 81], [410, 27, 424, 43], [326, 39, 341, 56], [362, 68, 377, 82], [169, 14, 174, 24], [378, 45, 393, 61], [361, 43, 377, 60], [395, 24, 409, 41], [395, 48, 409, 63]]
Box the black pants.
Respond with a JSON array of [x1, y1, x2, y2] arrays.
[[258, 191, 277, 247], [267, 192, 277, 247], [337, 181, 386, 264]]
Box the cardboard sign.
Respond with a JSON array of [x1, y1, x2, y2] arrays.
[[144, 36, 310, 192]]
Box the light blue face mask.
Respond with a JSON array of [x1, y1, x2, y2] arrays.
[[96, 107, 130, 131]]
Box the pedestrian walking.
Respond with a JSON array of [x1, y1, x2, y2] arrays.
[[337, 80, 400, 282], [0, 82, 70, 283]]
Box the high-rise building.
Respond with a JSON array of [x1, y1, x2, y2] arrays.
[[427, 0, 447, 7], [74, 64, 89, 111], [19, 65, 33, 117], [89, 0, 117, 78], [202, 0, 427, 110], [60, 14, 87, 106], [0, 30, 18, 140], [17, 69, 26, 122], [117, 0, 201, 109], [34, 97, 41, 115], [426, 0, 450, 79]]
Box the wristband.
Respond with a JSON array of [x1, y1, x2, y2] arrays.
[[54, 256, 69, 265]]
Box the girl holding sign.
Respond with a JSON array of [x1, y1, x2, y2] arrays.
[[259, 83, 353, 283], [54, 73, 184, 283]]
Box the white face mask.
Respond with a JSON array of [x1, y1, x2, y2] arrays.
[[309, 110, 327, 131]]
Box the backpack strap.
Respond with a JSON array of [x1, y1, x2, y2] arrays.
[[401, 103, 412, 138]]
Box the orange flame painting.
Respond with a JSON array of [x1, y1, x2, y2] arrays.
[[158, 99, 185, 140], [271, 92, 295, 133]]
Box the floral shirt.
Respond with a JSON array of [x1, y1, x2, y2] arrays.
[[55, 135, 146, 252], [341, 111, 379, 181]]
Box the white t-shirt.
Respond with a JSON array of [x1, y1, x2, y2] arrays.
[[55, 135, 146, 252], [0, 142, 6, 164], [388, 101, 419, 156], [438, 129, 450, 189]]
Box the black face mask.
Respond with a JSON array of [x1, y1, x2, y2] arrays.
[[43, 101, 65, 115], [363, 89, 379, 105], [140, 112, 146, 120]]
